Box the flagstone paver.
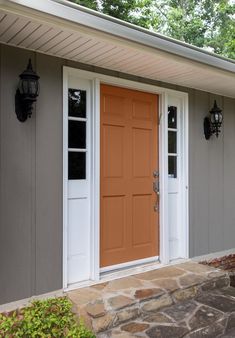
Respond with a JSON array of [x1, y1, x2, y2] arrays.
[[175, 262, 216, 274], [215, 286, 235, 298], [115, 307, 140, 324], [196, 293, 235, 312], [85, 300, 106, 318], [185, 319, 226, 338], [67, 260, 233, 336], [172, 286, 199, 302], [92, 313, 114, 333], [134, 288, 163, 300], [99, 288, 235, 337], [163, 300, 197, 321], [143, 312, 174, 324], [121, 322, 150, 333], [108, 295, 135, 310], [134, 266, 185, 280], [146, 325, 189, 338], [225, 312, 235, 331], [178, 273, 207, 288], [141, 294, 173, 312], [105, 277, 144, 292], [69, 288, 100, 306], [151, 278, 179, 291], [188, 305, 224, 330], [219, 328, 235, 338]]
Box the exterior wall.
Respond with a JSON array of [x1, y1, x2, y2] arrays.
[[0, 44, 234, 304], [0, 45, 63, 304], [189, 92, 235, 257]]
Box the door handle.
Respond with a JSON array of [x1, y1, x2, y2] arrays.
[[153, 170, 159, 179], [154, 202, 159, 212], [153, 170, 159, 211], [153, 181, 160, 195]]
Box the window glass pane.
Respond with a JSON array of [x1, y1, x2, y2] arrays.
[[168, 106, 177, 129], [68, 152, 86, 180], [168, 156, 177, 178], [168, 131, 177, 154], [68, 89, 86, 118], [68, 121, 86, 149]]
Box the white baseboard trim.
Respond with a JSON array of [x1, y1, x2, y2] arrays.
[[0, 289, 64, 313]]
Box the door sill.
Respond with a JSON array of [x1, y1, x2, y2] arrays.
[[65, 257, 189, 292], [65, 259, 160, 292], [100, 256, 159, 278], [100, 256, 159, 274]]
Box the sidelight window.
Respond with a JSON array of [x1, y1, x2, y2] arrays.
[[68, 88, 87, 180], [168, 106, 177, 178]]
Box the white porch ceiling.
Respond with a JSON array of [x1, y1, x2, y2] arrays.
[[0, 0, 235, 98]]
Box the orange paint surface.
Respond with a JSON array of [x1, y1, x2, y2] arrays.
[[100, 84, 159, 267]]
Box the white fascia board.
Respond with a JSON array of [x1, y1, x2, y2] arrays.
[[1, 0, 235, 74]]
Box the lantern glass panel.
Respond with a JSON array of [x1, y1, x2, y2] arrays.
[[19, 79, 29, 95], [219, 113, 223, 123], [211, 113, 216, 124], [29, 79, 38, 96]]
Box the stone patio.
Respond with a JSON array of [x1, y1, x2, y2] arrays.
[[67, 261, 233, 336], [99, 287, 235, 337]]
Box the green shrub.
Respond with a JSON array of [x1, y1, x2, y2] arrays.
[[0, 297, 95, 338]]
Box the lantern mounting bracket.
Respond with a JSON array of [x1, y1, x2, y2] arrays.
[[15, 89, 36, 122], [204, 116, 212, 140]]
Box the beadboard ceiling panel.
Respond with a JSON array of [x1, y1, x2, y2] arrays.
[[0, 8, 234, 98]]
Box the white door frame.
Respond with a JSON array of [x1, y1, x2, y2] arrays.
[[63, 66, 189, 289]]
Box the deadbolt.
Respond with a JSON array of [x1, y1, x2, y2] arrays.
[[153, 170, 159, 178]]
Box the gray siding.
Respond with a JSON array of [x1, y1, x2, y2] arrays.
[[189, 93, 235, 257], [0, 46, 34, 304], [0, 44, 234, 304], [35, 54, 63, 294], [0, 46, 63, 304]]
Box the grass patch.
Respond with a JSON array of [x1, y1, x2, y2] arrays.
[[0, 297, 95, 337]]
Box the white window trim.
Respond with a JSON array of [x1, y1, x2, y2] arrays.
[[63, 66, 189, 289]]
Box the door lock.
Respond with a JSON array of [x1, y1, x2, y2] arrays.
[[153, 170, 159, 178], [153, 181, 160, 195]]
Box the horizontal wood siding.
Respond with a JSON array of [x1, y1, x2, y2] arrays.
[[0, 44, 234, 304]]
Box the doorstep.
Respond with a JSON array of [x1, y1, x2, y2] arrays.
[[67, 261, 230, 334]]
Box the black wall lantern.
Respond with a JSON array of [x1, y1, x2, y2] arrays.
[[15, 58, 40, 122], [204, 100, 223, 140]]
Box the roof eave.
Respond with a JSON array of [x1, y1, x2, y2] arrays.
[[1, 0, 235, 74]]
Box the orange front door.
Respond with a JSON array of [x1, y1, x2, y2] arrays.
[[100, 84, 159, 267]]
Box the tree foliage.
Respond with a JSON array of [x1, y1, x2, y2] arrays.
[[101, 0, 159, 29], [72, 0, 98, 10], [158, 0, 235, 59], [69, 0, 235, 59]]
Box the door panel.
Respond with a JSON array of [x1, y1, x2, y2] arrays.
[[102, 196, 125, 251], [133, 128, 152, 178], [103, 125, 124, 178], [132, 194, 152, 246], [100, 84, 159, 267]]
